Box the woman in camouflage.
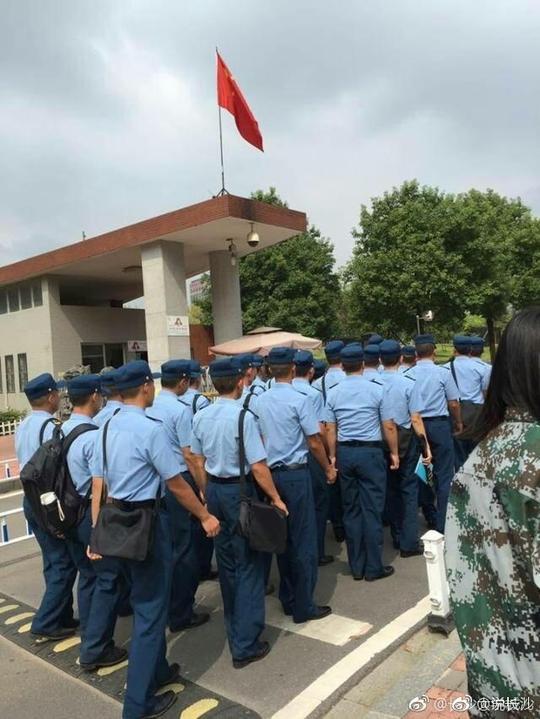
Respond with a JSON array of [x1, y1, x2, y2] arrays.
[[446, 307, 540, 719]]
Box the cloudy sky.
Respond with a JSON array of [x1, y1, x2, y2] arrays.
[[2, 0, 540, 268]]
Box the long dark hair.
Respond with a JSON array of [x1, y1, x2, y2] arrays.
[[473, 306, 540, 441]]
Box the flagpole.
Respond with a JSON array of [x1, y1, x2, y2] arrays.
[[216, 47, 228, 197]]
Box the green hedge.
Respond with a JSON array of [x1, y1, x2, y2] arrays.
[[0, 408, 27, 423]]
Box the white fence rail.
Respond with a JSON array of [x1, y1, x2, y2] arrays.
[[0, 418, 22, 436], [0, 501, 33, 547]]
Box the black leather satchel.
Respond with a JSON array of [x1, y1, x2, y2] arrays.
[[90, 417, 160, 562], [235, 408, 287, 555]]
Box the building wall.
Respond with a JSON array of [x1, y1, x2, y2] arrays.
[[0, 278, 54, 411]]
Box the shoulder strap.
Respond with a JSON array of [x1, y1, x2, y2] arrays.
[[322, 374, 327, 403], [238, 408, 249, 499], [449, 358, 459, 390], [63, 423, 97, 457], [192, 393, 201, 414], [39, 417, 57, 445]]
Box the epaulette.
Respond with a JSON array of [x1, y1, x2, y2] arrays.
[[370, 378, 383, 386], [404, 374, 416, 381], [441, 365, 451, 371], [146, 415, 162, 423], [313, 386, 323, 394]]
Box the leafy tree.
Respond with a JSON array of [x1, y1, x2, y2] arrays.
[[462, 314, 486, 336], [190, 273, 212, 326], [194, 188, 341, 340]]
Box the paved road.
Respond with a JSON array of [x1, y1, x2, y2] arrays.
[[0, 520, 432, 719]]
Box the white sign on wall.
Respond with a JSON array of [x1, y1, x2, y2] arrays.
[[167, 315, 190, 337], [127, 340, 147, 352]]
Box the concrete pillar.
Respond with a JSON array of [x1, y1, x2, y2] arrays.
[[141, 240, 190, 368], [209, 250, 243, 344]]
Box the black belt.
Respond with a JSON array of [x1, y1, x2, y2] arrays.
[[208, 474, 251, 484], [270, 462, 308, 472], [110, 498, 166, 511], [423, 415, 449, 421], [338, 440, 382, 448]]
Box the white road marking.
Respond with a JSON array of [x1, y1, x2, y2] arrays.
[[97, 659, 129, 676], [5, 611, 34, 625], [0, 604, 19, 614], [53, 636, 81, 652], [270, 595, 431, 719], [265, 596, 372, 647]]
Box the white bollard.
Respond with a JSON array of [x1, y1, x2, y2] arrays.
[[421, 529, 454, 635]]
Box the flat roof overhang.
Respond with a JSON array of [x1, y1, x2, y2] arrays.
[[0, 195, 306, 302]]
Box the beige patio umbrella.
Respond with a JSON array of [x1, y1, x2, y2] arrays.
[[210, 330, 322, 357]]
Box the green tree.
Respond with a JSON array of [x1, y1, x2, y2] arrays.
[[194, 187, 341, 340]]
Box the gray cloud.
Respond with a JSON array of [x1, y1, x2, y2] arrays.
[[1, 0, 540, 267]]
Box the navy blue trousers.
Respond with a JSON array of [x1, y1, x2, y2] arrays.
[[206, 481, 265, 661], [327, 476, 344, 534], [423, 417, 455, 533], [76, 509, 121, 663], [121, 511, 172, 719], [337, 445, 386, 578], [271, 467, 318, 622], [165, 474, 200, 629], [307, 453, 329, 560], [23, 496, 81, 635], [386, 436, 421, 552]]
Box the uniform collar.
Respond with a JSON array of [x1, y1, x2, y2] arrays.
[[159, 388, 178, 400], [216, 397, 238, 404], [417, 359, 434, 366], [273, 381, 292, 389], [383, 369, 398, 375], [293, 378, 309, 385], [327, 367, 342, 374], [31, 410, 54, 418], [122, 404, 147, 415], [68, 412, 96, 425]]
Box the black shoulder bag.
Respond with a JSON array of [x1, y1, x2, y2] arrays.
[[90, 417, 161, 562], [236, 408, 287, 555]]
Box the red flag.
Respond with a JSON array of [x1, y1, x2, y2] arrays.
[[217, 52, 264, 152]]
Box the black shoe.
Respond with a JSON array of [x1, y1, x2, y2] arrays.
[[157, 662, 181, 689], [400, 548, 423, 558], [80, 645, 128, 671], [392, 540, 400, 550], [142, 691, 177, 719], [365, 566, 395, 582], [333, 527, 345, 543], [31, 627, 76, 641], [318, 555, 334, 566], [265, 583, 275, 596], [169, 612, 210, 633], [63, 617, 80, 630], [233, 641, 270, 669], [117, 606, 133, 618], [353, 574, 364, 581], [294, 605, 332, 624], [200, 570, 219, 581]]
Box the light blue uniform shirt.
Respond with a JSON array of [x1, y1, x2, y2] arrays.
[[362, 368, 380, 380], [473, 358, 492, 390], [93, 400, 123, 427], [404, 360, 459, 417], [380, 370, 422, 429], [62, 414, 98, 496], [323, 375, 394, 441], [91, 405, 182, 501], [255, 382, 319, 466], [191, 398, 266, 477], [236, 383, 265, 411], [180, 387, 210, 415], [252, 376, 267, 392], [146, 389, 192, 472], [444, 356, 486, 404], [398, 364, 414, 374], [312, 367, 346, 404], [292, 378, 325, 422], [15, 410, 56, 469]]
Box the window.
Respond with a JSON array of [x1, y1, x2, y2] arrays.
[[105, 343, 124, 368], [81, 344, 105, 373], [5, 356, 15, 394], [0, 290, 6, 315], [17, 354, 28, 392], [8, 288, 19, 313], [32, 281, 43, 307], [20, 285, 32, 310]]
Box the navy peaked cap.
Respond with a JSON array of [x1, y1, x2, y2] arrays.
[[268, 347, 295, 365], [324, 340, 345, 360], [209, 358, 243, 378], [24, 373, 65, 401]]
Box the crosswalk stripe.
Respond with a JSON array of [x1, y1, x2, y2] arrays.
[[18, 622, 32, 633], [97, 659, 129, 676], [180, 698, 219, 718], [156, 682, 185, 696], [53, 636, 81, 652], [0, 604, 19, 614], [5, 611, 34, 625]]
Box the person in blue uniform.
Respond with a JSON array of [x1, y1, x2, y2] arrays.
[[312, 359, 328, 383], [256, 347, 335, 623], [190, 358, 287, 668], [251, 354, 268, 392], [147, 359, 209, 633], [362, 344, 381, 378], [15, 373, 78, 640], [470, 336, 492, 385], [445, 335, 488, 468], [399, 346, 416, 373], [236, 353, 266, 411], [292, 350, 333, 566], [404, 335, 462, 534], [312, 340, 346, 543], [378, 340, 432, 556], [180, 360, 211, 415], [94, 369, 124, 426], [324, 344, 399, 581], [89, 360, 220, 719], [61, 375, 127, 670]]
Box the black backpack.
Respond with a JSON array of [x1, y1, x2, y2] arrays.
[[20, 420, 98, 537]]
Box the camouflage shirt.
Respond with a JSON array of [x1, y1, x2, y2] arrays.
[[445, 410, 540, 718]]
